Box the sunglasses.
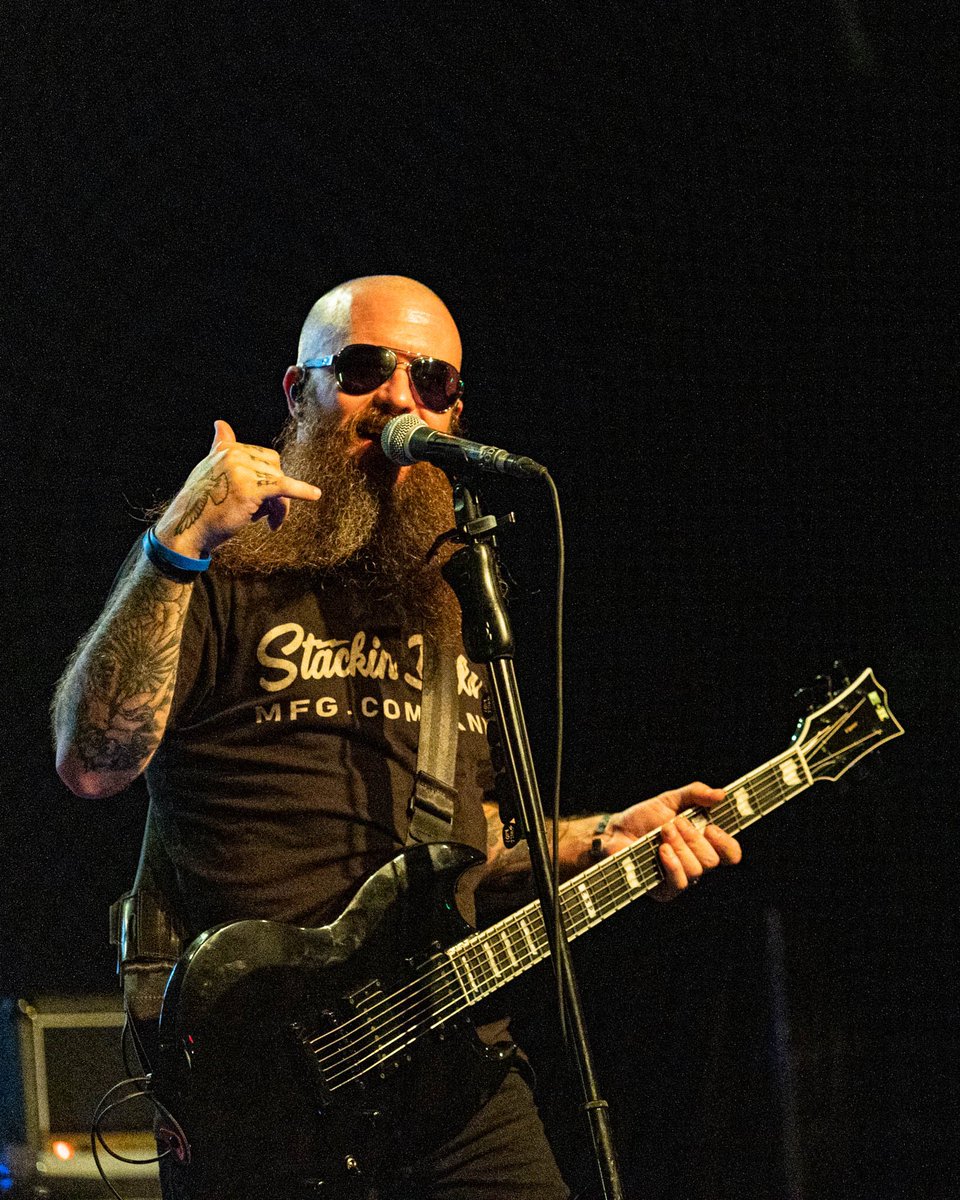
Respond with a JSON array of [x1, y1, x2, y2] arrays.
[[302, 344, 464, 414]]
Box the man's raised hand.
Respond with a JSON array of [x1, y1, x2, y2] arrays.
[[154, 419, 322, 557]]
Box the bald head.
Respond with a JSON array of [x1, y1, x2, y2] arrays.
[[297, 276, 462, 369]]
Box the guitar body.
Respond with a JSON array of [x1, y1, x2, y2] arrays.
[[154, 842, 514, 1199]]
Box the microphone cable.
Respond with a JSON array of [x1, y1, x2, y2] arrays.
[[542, 471, 568, 1047]]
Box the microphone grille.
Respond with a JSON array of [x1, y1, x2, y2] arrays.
[[381, 412, 426, 465]]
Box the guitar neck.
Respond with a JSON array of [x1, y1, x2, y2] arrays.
[[309, 671, 899, 1094], [446, 744, 813, 1005]]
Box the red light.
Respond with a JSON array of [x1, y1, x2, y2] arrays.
[[52, 1141, 74, 1161]]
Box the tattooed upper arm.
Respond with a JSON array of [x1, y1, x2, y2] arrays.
[[53, 557, 193, 793]]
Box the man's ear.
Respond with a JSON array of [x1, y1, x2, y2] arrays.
[[283, 365, 304, 416]]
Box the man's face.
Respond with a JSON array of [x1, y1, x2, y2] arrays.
[[298, 284, 463, 474]]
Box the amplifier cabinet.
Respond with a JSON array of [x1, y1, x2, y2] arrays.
[[0, 994, 161, 1198]]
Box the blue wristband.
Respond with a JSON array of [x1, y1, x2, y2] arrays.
[[142, 527, 211, 582]]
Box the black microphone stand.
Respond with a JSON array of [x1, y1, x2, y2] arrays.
[[440, 471, 625, 1200]]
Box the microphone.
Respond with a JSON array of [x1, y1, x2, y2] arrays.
[[380, 413, 547, 479]]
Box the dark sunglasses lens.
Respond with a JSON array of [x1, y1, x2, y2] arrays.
[[411, 358, 462, 412], [335, 345, 396, 394]]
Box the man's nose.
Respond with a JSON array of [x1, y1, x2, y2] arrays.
[[372, 362, 418, 413]]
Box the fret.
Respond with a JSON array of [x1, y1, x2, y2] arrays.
[[449, 947, 481, 1004], [577, 881, 598, 922], [498, 929, 519, 970], [481, 939, 503, 979], [621, 855, 644, 892], [516, 914, 541, 963], [562, 884, 591, 932]]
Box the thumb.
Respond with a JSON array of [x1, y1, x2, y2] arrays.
[[211, 419, 237, 453]]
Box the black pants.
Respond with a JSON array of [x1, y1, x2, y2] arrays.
[[378, 1066, 569, 1199], [160, 1066, 569, 1200]]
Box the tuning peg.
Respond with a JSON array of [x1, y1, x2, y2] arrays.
[[794, 661, 853, 712]]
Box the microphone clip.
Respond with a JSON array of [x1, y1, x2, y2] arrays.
[[426, 511, 516, 562]]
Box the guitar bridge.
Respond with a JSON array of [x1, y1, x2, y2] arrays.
[[289, 1020, 337, 1105], [290, 982, 397, 1104]]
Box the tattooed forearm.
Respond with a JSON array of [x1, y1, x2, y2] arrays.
[[477, 803, 601, 911], [53, 558, 193, 789]]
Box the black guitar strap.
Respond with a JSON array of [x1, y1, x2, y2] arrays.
[[108, 802, 185, 1066], [405, 639, 460, 846]]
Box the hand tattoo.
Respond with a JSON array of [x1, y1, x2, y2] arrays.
[[173, 470, 230, 535]]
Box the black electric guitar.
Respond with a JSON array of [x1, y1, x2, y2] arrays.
[[153, 668, 903, 1197]]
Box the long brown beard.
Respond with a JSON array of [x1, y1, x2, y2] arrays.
[[215, 405, 464, 648]]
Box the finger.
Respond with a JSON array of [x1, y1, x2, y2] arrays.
[[265, 496, 289, 531], [704, 823, 743, 865], [654, 781, 725, 817], [675, 815, 721, 870], [251, 495, 289, 529], [653, 841, 685, 902], [245, 447, 283, 468], [244, 466, 321, 503], [660, 820, 705, 882], [276, 473, 322, 501], [211, 419, 237, 453]]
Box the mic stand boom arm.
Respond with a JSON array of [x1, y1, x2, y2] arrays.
[[440, 473, 625, 1200]]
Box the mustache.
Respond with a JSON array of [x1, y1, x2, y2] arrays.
[[353, 409, 393, 442]]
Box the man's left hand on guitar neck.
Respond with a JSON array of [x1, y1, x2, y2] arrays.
[[598, 781, 742, 901], [480, 782, 741, 907]]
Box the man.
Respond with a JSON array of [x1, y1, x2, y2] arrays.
[[53, 276, 741, 1199]]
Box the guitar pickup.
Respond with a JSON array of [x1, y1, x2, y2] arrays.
[[288, 1020, 336, 1105]]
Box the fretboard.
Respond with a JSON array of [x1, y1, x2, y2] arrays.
[[446, 745, 813, 1005]]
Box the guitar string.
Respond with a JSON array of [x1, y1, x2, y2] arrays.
[[308, 760, 797, 1059], [325, 824, 792, 1085], [323, 830, 709, 1085], [321, 709, 892, 1086], [338, 726, 892, 1084], [317, 770, 810, 1085], [312, 774, 801, 1083], [311, 766, 806, 1079], [306, 823, 662, 1059], [325, 794, 753, 1087], [311, 762, 797, 1060], [309, 816, 680, 1068]]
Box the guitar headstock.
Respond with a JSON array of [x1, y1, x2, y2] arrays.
[[791, 667, 904, 782]]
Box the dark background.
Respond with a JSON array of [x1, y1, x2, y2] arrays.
[[2, 3, 956, 1197]]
